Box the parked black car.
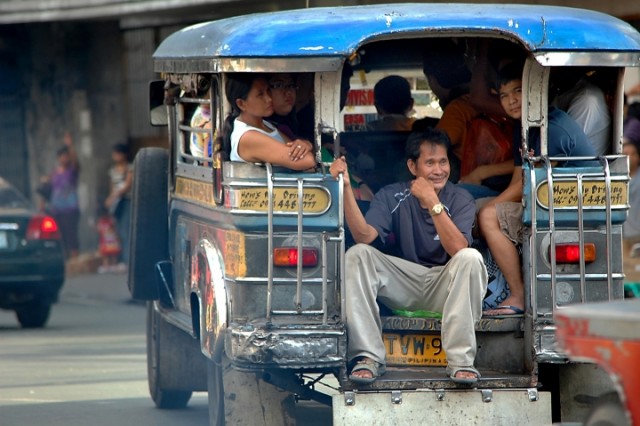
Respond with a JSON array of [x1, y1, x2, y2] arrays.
[[0, 178, 65, 328]]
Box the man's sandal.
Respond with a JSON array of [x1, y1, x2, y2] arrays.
[[349, 358, 386, 384], [446, 365, 480, 385]]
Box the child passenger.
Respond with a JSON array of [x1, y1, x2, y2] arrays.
[[478, 62, 596, 317], [221, 73, 316, 171]]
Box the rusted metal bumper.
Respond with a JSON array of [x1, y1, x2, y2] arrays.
[[555, 299, 640, 426], [224, 325, 347, 369], [333, 388, 551, 425]]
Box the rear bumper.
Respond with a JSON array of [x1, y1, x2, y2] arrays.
[[0, 255, 65, 308], [333, 388, 551, 425], [225, 325, 347, 370]]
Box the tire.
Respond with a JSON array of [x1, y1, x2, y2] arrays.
[[207, 359, 225, 426], [147, 302, 192, 409], [585, 392, 630, 426], [15, 303, 51, 328], [128, 147, 169, 300]]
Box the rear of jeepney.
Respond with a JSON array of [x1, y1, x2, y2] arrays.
[[153, 5, 640, 424], [152, 17, 350, 374], [517, 31, 640, 421]]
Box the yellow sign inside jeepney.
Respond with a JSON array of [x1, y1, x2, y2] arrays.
[[222, 230, 246, 277], [175, 177, 215, 206], [536, 180, 628, 209], [230, 187, 330, 213]]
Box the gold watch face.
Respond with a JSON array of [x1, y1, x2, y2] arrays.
[[432, 203, 443, 215]]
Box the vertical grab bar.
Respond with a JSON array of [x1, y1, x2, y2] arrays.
[[296, 178, 304, 313], [338, 173, 346, 324], [266, 163, 275, 323], [576, 173, 586, 302], [544, 157, 558, 311], [321, 232, 328, 325], [600, 157, 614, 299], [528, 159, 539, 321]]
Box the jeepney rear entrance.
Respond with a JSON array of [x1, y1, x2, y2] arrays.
[[132, 4, 640, 425]]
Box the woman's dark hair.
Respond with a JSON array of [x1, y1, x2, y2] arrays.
[[221, 73, 265, 158], [56, 146, 69, 157], [112, 143, 129, 155], [405, 128, 451, 162]]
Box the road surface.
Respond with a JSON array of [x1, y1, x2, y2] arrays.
[[0, 270, 331, 425]]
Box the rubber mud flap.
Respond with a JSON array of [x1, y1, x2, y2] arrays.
[[128, 148, 169, 300]]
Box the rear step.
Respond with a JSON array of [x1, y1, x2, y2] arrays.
[[340, 315, 530, 390], [341, 367, 534, 391], [381, 315, 524, 333]]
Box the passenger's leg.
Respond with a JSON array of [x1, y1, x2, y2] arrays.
[[478, 202, 525, 313], [418, 248, 487, 370], [345, 244, 428, 369]]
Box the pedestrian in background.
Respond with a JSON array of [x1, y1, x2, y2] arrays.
[[43, 132, 80, 259], [104, 143, 133, 270], [96, 205, 121, 274]]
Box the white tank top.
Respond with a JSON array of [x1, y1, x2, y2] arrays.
[[230, 119, 284, 162]]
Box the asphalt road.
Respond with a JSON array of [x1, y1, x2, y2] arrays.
[[0, 271, 332, 426]]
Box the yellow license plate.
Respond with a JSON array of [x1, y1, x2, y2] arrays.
[[383, 333, 447, 366]]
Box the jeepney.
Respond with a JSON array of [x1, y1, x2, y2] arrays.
[[129, 4, 640, 425]]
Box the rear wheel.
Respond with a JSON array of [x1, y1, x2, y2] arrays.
[[147, 302, 192, 409], [128, 148, 169, 300], [15, 303, 51, 328]]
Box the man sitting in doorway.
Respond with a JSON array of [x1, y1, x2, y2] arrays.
[[329, 128, 487, 385]]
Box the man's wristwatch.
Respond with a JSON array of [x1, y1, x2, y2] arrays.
[[430, 203, 444, 216]]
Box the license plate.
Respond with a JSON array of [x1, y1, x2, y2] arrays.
[[383, 333, 447, 366], [0, 231, 7, 249]]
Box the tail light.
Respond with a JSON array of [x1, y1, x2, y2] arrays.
[[26, 215, 61, 240], [273, 247, 318, 267], [554, 243, 596, 264]]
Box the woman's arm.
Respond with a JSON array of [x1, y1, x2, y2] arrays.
[[237, 131, 316, 170]]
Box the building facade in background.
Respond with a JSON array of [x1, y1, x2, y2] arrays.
[[0, 0, 638, 251]]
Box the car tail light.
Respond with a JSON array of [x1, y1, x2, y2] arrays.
[[554, 243, 596, 264], [26, 215, 61, 240], [273, 247, 318, 267]]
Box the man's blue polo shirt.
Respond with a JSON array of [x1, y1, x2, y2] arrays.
[[364, 180, 475, 268]]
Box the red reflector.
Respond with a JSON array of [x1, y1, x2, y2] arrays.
[[273, 247, 318, 267], [555, 243, 596, 264], [26, 215, 61, 240]]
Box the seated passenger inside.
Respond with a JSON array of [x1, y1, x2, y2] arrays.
[[551, 67, 612, 156], [221, 73, 316, 171], [479, 62, 597, 317], [367, 75, 415, 132], [190, 96, 213, 159], [266, 73, 300, 140]]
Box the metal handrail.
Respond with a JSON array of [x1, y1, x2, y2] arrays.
[[599, 157, 614, 299], [263, 166, 343, 322]]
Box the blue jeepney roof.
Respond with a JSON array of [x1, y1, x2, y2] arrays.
[[154, 3, 640, 72]]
